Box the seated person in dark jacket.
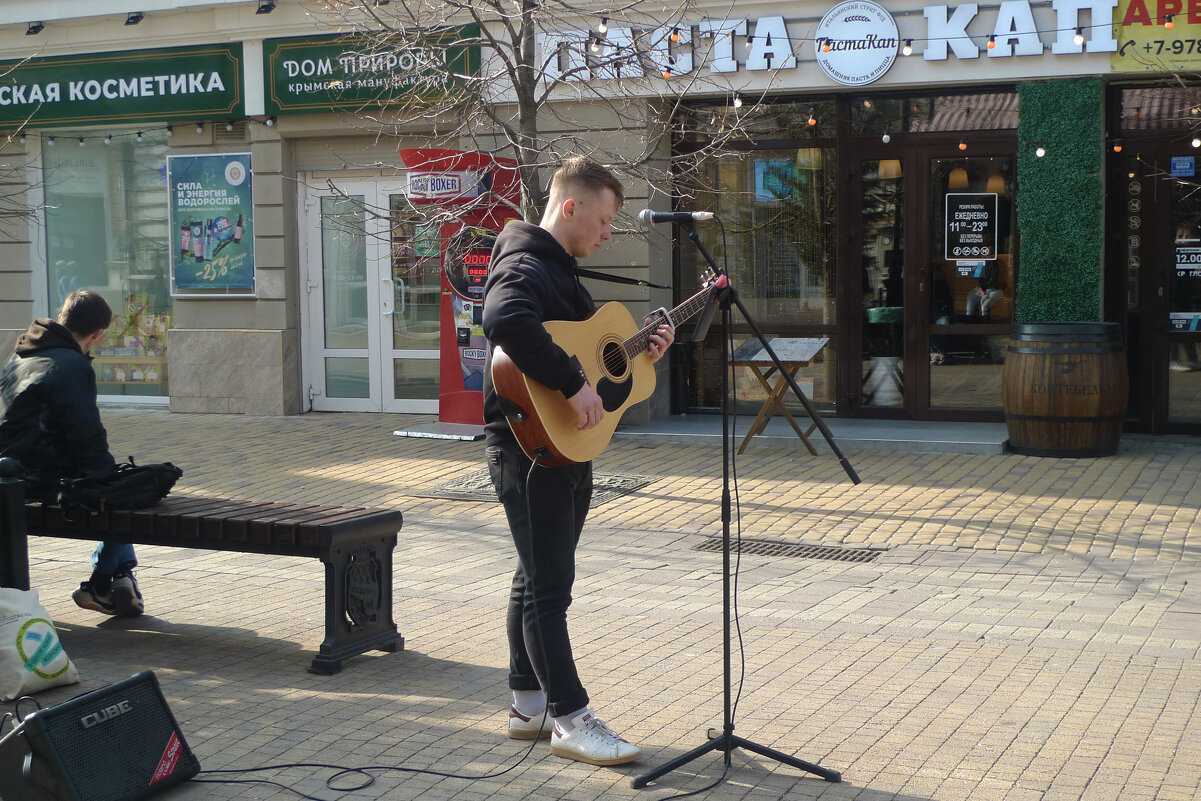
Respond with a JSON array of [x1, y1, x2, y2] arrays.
[[0, 290, 144, 616]]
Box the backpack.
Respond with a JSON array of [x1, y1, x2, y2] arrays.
[[54, 458, 183, 514]]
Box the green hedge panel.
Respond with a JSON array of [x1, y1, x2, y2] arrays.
[[1015, 78, 1104, 322]]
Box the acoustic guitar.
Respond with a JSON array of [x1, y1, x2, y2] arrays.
[[491, 271, 723, 466]]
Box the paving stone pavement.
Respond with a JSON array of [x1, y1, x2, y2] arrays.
[[11, 410, 1201, 801]]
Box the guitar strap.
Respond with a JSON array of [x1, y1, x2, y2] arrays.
[[575, 267, 670, 290]]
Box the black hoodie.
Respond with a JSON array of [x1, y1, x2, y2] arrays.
[[0, 318, 115, 484], [482, 220, 594, 446]]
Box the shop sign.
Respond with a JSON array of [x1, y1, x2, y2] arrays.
[[262, 29, 480, 116], [0, 43, 242, 129], [814, 1, 899, 85], [944, 193, 998, 260], [1171, 155, 1195, 177], [167, 153, 255, 295], [1112, 0, 1201, 72]]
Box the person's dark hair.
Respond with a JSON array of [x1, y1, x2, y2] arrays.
[[57, 290, 112, 336], [549, 156, 625, 208]]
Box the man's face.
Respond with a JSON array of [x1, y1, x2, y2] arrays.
[[562, 187, 619, 259]]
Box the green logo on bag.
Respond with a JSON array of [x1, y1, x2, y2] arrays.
[[16, 618, 71, 680]]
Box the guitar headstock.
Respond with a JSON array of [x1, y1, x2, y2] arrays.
[[700, 268, 727, 291]]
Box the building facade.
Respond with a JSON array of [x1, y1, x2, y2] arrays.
[[1, 1, 1198, 434]]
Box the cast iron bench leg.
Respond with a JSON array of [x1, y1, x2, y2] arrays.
[[309, 532, 404, 675]]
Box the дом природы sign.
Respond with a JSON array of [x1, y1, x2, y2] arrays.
[[167, 154, 254, 294]]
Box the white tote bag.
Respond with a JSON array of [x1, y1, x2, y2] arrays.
[[0, 588, 80, 701]]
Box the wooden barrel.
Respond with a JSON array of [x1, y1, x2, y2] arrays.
[[1002, 323, 1128, 457]]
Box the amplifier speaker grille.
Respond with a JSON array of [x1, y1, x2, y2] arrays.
[[19, 671, 199, 801]]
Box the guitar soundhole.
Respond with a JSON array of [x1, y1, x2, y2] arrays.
[[599, 339, 628, 380]]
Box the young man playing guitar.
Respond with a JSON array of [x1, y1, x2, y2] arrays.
[[482, 156, 674, 766]]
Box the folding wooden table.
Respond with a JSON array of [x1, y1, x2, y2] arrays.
[[731, 337, 829, 455]]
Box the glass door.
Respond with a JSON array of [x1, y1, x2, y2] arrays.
[[849, 149, 1015, 416], [302, 178, 439, 412]]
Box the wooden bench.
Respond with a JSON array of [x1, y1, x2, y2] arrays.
[[0, 459, 403, 675]]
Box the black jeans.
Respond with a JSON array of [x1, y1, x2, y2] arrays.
[[487, 440, 592, 717]]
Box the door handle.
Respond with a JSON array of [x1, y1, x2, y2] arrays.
[[382, 278, 395, 315]]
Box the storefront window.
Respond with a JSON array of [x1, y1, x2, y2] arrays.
[[678, 103, 837, 411], [43, 129, 171, 398]]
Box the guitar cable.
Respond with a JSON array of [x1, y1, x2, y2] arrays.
[[189, 449, 555, 800]]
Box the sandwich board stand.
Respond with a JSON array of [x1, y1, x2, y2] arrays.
[[392, 149, 520, 442]]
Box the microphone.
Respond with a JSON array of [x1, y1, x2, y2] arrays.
[[637, 209, 715, 227]]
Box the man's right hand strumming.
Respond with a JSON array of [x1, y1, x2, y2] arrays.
[[568, 384, 605, 430]]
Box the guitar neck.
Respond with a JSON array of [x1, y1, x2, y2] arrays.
[[623, 284, 715, 357]]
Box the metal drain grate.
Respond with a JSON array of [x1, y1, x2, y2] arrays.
[[692, 538, 885, 563]]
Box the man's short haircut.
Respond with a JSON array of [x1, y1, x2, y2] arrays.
[[57, 290, 112, 336], [548, 156, 625, 208]]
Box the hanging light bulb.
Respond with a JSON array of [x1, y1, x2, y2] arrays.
[[597, 17, 608, 34], [196, 122, 204, 134], [1074, 27, 1085, 45], [135, 131, 143, 143], [671, 28, 680, 43], [732, 93, 743, 109], [808, 109, 817, 126], [987, 34, 996, 49], [1113, 140, 1123, 153], [1035, 143, 1046, 157], [902, 39, 913, 56], [822, 40, 832, 53], [78, 137, 85, 148], [1165, 14, 1175, 29], [882, 128, 891, 144], [863, 98, 872, 108], [1192, 136, 1200, 148], [47, 136, 55, 146], [1193, 106, 1200, 116], [166, 124, 173, 137], [745, 34, 755, 48], [265, 116, 276, 127], [958, 138, 967, 151], [225, 121, 235, 132], [590, 35, 600, 53], [104, 134, 113, 145], [18, 134, 26, 145]]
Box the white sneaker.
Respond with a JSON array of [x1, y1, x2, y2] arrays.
[[550, 711, 641, 766], [507, 706, 551, 740]]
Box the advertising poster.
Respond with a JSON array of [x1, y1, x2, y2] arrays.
[[168, 153, 254, 293]]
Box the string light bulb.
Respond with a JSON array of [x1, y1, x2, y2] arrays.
[[105, 134, 113, 145], [1165, 14, 1175, 29], [225, 121, 235, 132], [732, 93, 743, 109], [882, 128, 891, 144], [165, 124, 173, 137], [1192, 136, 1200, 148], [78, 137, 85, 148], [18, 134, 26, 145], [597, 17, 608, 34], [808, 109, 817, 126], [47, 136, 55, 146], [1113, 140, 1123, 153], [1035, 143, 1046, 157], [987, 34, 996, 49], [1074, 27, 1084, 45], [670, 28, 680, 43], [196, 123, 204, 134], [822, 40, 832, 53], [958, 138, 967, 151], [135, 131, 143, 143], [265, 116, 276, 127], [902, 39, 913, 56], [590, 36, 600, 53]]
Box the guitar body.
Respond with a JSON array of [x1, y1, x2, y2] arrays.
[[490, 301, 657, 467]]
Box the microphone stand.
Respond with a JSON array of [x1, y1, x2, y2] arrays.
[[632, 221, 859, 791]]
